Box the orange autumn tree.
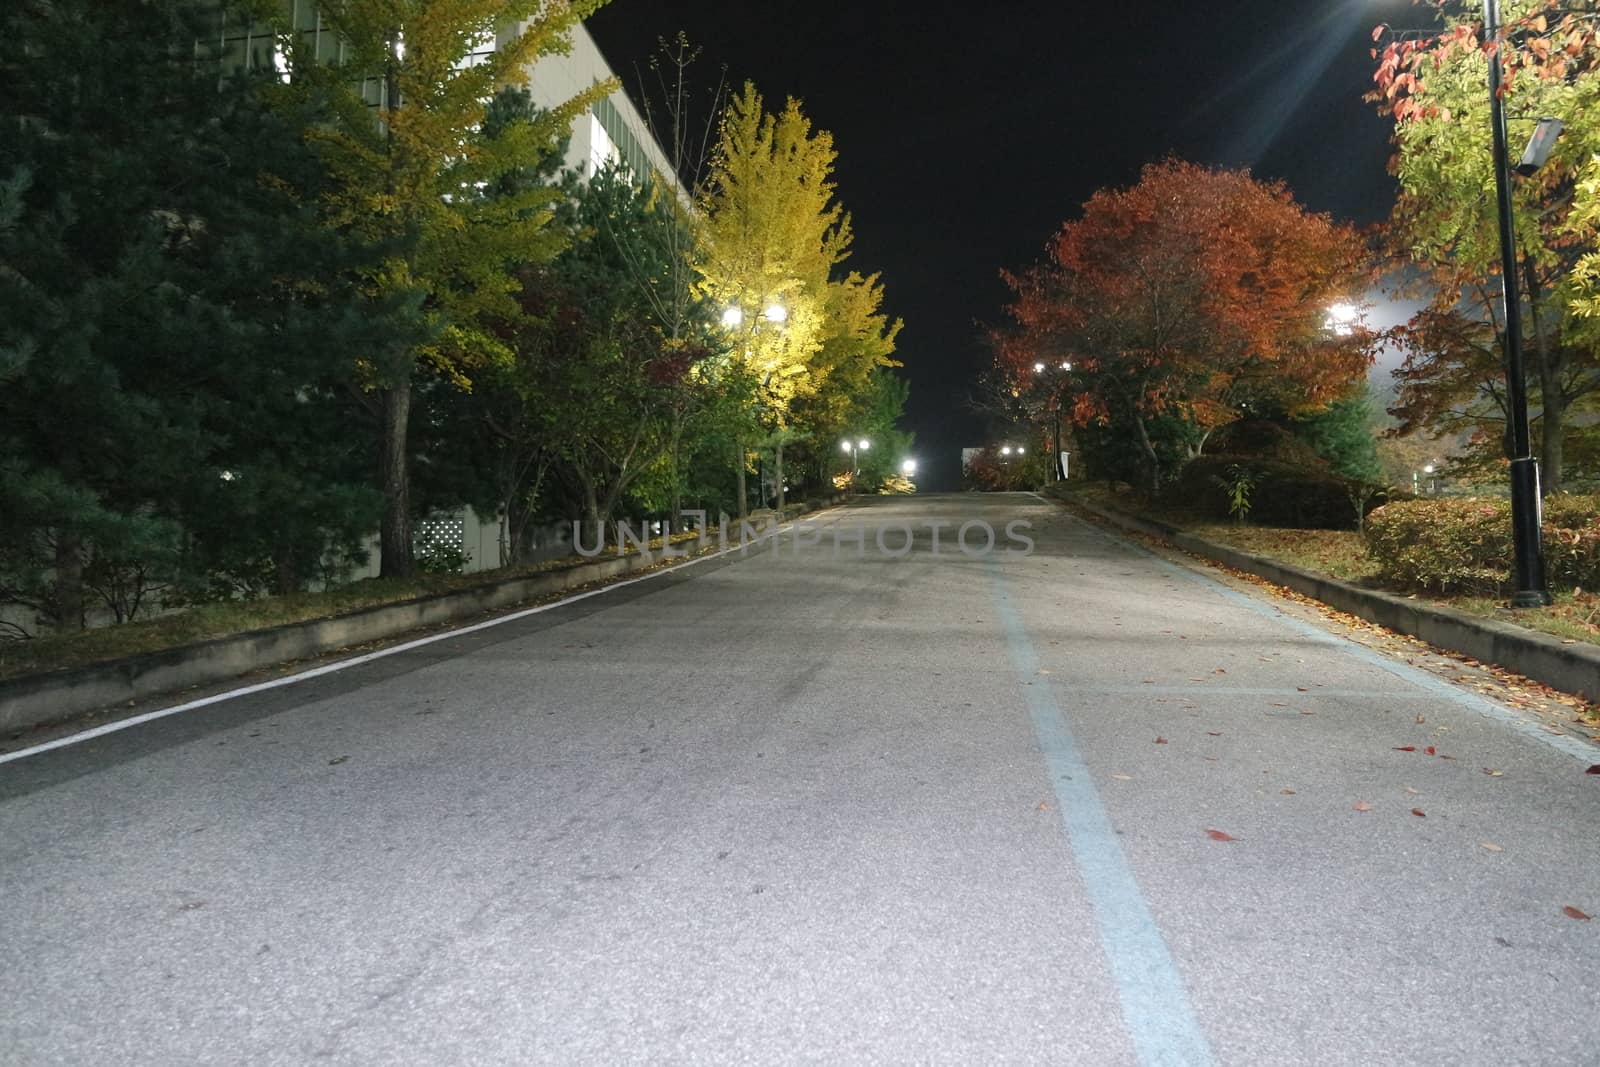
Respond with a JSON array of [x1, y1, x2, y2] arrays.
[[996, 160, 1372, 492]]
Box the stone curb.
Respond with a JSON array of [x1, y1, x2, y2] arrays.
[[1052, 491, 1600, 701], [0, 499, 845, 738]]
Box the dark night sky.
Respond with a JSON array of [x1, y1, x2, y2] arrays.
[[586, 1, 1425, 490]]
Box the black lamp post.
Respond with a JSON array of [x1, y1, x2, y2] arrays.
[[1483, 0, 1551, 607]]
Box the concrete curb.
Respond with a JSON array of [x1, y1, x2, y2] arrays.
[[1051, 491, 1600, 701], [0, 500, 846, 737]]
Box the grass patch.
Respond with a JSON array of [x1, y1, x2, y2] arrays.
[[1189, 524, 1380, 583]]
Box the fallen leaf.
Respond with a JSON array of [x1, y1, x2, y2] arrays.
[[1354, 801, 1372, 812], [1439, 754, 1456, 760], [1154, 736, 1168, 744], [1213, 668, 1227, 674], [1425, 745, 1437, 755], [1281, 789, 1296, 795], [328, 756, 349, 766], [1405, 787, 1420, 795], [1393, 746, 1417, 752], [1270, 702, 1289, 707], [1038, 801, 1050, 812], [1411, 808, 1426, 817], [1415, 713, 1426, 724], [1483, 768, 1504, 777], [1480, 842, 1504, 852], [1205, 829, 1237, 841], [1299, 710, 1316, 716], [1587, 765, 1600, 775], [1111, 773, 1133, 781], [1297, 686, 1310, 692], [1563, 905, 1591, 921], [1206, 731, 1222, 736]]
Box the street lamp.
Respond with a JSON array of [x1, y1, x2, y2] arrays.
[[722, 301, 789, 513], [1027, 360, 1073, 480], [900, 458, 917, 477], [1482, 0, 1551, 607], [842, 437, 870, 476]]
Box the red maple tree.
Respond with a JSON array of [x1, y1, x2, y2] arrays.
[[996, 160, 1372, 491]]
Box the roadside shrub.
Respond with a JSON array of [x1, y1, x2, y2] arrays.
[[1364, 494, 1600, 594], [1166, 456, 1394, 529]]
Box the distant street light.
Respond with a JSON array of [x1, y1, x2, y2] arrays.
[[842, 437, 870, 476], [1325, 302, 1360, 337], [763, 304, 788, 324], [1000, 446, 1012, 456], [1027, 360, 1074, 480], [900, 458, 917, 476], [721, 306, 743, 329]]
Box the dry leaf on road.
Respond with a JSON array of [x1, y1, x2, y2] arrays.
[[1563, 906, 1592, 921], [1205, 829, 1237, 842]]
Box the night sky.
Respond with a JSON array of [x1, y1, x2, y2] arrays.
[[586, 0, 1427, 490]]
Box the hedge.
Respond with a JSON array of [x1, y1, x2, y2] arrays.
[[1363, 495, 1600, 594], [1164, 455, 1394, 530]]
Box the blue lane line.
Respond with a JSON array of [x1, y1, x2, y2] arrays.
[[1063, 512, 1600, 765], [988, 561, 1215, 1067]]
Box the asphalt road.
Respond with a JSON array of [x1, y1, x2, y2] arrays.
[[3, 494, 1598, 1065]]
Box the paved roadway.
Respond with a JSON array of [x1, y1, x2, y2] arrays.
[[2, 494, 1598, 1065]]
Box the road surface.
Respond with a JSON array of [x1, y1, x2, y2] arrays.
[[3, 494, 1597, 1065]]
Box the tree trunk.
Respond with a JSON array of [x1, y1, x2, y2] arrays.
[[272, 539, 302, 597], [1540, 377, 1564, 495], [1132, 412, 1161, 497], [379, 379, 414, 579], [54, 529, 83, 634], [1524, 261, 1563, 494], [775, 438, 786, 511], [735, 435, 748, 519]]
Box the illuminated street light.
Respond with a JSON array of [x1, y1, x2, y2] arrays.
[[1325, 302, 1360, 337], [1000, 446, 1012, 456], [901, 458, 917, 476], [842, 437, 871, 477], [763, 304, 788, 324], [721, 306, 743, 329], [1034, 362, 1046, 373]]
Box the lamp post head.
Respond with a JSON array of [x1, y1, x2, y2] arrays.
[[763, 303, 788, 324], [858, 439, 870, 451], [721, 306, 744, 329], [1033, 362, 1045, 373]]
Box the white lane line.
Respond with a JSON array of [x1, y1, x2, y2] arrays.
[[1, 510, 849, 767]]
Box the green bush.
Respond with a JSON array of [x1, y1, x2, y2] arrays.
[[1364, 494, 1600, 594], [1166, 455, 1393, 529]]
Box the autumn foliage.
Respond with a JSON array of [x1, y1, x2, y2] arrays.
[[995, 160, 1371, 491], [1370, 0, 1600, 491]]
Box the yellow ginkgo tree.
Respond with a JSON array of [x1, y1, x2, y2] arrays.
[[697, 81, 857, 513], [287, 0, 611, 576]]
